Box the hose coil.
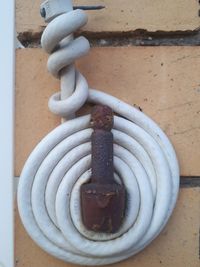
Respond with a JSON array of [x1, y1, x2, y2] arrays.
[[17, 9, 180, 266]]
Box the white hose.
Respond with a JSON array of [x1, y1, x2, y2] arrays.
[[17, 8, 180, 266]]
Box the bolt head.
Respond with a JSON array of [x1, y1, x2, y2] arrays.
[[40, 7, 46, 18]]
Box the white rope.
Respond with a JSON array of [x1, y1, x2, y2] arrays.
[[17, 8, 179, 266]]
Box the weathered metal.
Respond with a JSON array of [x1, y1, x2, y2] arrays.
[[81, 105, 125, 233]]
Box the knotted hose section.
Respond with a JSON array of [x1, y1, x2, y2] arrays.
[[17, 9, 180, 266]]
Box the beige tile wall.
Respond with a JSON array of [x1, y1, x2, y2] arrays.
[[16, 0, 200, 34], [16, 47, 200, 176], [15, 1, 200, 266], [15, 188, 200, 267]]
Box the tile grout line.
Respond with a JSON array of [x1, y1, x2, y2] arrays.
[[180, 177, 200, 187], [14, 177, 19, 196], [17, 30, 200, 48], [13, 176, 200, 194]]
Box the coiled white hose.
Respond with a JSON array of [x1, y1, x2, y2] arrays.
[[17, 8, 180, 266]]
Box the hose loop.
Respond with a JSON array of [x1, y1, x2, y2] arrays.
[[18, 7, 180, 266], [41, 9, 90, 118]]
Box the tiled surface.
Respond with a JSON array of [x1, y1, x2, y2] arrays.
[[15, 3, 200, 265], [15, 188, 200, 267], [16, 0, 200, 34], [16, 47, 200, 176]]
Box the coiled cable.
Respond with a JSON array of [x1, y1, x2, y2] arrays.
[[17, 8, 179, 266]]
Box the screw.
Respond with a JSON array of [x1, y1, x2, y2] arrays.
[[81, 105, 125, 233], [40, 5, 104, 19], [73, 5, 105, 10]]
